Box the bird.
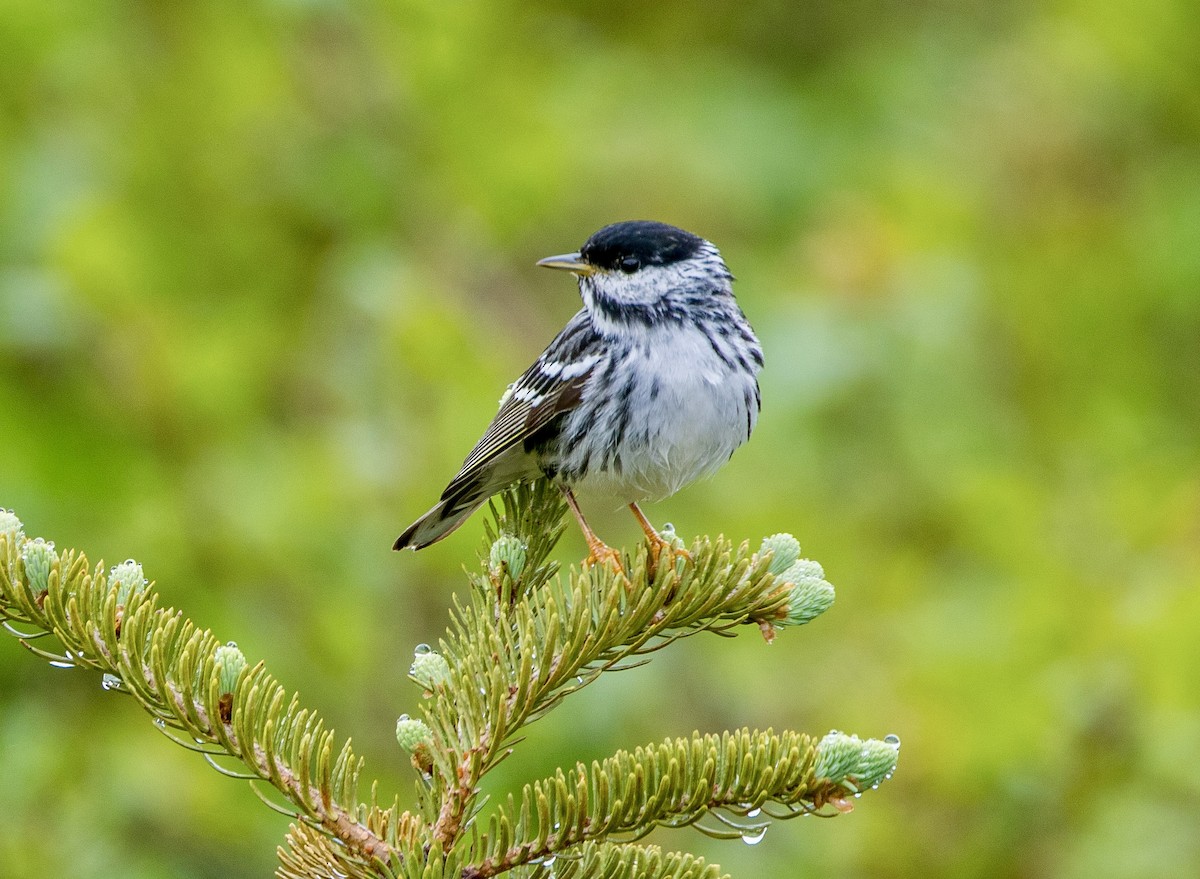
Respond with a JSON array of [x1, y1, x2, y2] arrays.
[[393, 220, 763, 570]]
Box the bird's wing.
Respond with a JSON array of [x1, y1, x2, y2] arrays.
[[440, 311, 603, 501]]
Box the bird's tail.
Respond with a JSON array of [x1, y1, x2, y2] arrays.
[[395, 451, 539, 551], [393, 493, 488, 551]]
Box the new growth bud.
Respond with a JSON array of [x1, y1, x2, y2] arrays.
[[814, 730, 862, 782], [779, 561, 835, 627], [783, 558, 824, 581], [20, 538, 56, 593], [657, 522, 686, 551], [396, 714, 435, 774], [489, 534, 527, 581], [214, 642, 247, 696], [759, 533, 801, 575], [815, 730, 901, 791], [854, 735, 901, 789], [0, 509, 23, 547], [109, 559, 148, 606], [757, 545, 835, 627], [395, 714, 433, 750], [409, 643, 451, 690]]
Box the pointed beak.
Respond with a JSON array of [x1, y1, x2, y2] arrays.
[[536, 252, 595, 276]]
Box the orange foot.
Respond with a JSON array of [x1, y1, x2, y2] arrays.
[[645, 531, 692, 580], [583, 538, 625, 574]]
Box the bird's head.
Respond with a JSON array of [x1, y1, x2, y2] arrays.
[[537, 220, 734, 329]]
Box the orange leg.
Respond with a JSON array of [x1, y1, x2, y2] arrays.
[[561, 486, 624, 571], [628, 501, 692, 573]]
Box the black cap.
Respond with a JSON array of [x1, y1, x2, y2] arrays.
[[580, 221, 705, 273]]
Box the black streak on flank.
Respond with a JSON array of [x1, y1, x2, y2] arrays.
[[706, 333, 735, 370]]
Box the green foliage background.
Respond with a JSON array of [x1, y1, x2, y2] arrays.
[[2, 1, 1198, 876]]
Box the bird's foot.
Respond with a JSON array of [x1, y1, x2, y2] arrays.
[[628, 505, 691, 580], [583, 539, 625, 574], [645, 531, 692, 580], [562, 484, 626, 575]]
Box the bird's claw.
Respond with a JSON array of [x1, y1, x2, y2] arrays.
[[584, 541, 625, 574], [646, 534, 691, 580]]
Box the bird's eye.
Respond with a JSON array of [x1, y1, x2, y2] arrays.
[[619, 256, 640, 273]]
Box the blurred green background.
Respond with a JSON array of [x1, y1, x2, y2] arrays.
[[2, 1, 1199, 876]]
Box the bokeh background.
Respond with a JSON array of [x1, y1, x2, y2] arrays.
[[2, 1, 1199, 877]]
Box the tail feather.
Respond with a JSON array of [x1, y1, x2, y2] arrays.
[[393, 495, 487, 551], [395, 451, 540, 551]]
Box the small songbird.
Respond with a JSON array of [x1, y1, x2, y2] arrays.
[[393, 220, 763, 568]]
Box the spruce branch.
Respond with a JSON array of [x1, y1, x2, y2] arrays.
[[418, 483, 797, 849], [464, 728, 873, 877], [488, 841, 726, 879], [0, 517, 405, 873], [0, 487, 898, 879]]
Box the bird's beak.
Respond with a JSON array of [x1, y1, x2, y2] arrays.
[[536, 252, 595, 276]]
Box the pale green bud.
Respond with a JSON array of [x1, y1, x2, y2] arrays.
[[410, 643, 451, 689], [783, 557, 824, 581], [489, 534, 526, 581], [815, 731, 901, 790], [777, 573, 835, 629], [759, 533, 801, 576], [852, 735, 901, 789], [214, 642, 247, 696], [657, 522, 686, 551], [0, 509, 23, 547], [109, 559, 147, 605], [395, 714, 433, 752], [20, 538, 56, 592], [814, 730, 863, 782]]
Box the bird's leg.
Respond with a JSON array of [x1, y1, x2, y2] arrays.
[[560, 486, 624, 572], [628, 502, 692, 577]]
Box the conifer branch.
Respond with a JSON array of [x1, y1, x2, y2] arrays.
[[463, 727, 895, 877], [418, 482, 795, 850], [0, 490, 897, 879], [0, 523, 401, 871], [495, 840, 726, 879]]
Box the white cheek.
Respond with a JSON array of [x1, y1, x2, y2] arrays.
[[588, 264, 687, 306]]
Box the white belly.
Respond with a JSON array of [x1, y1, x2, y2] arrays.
[[564, 327, 758, 504]]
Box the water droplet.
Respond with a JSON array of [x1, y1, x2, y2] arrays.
[[543, 855, 556, 866], [414, 643, 431, 655], [398, 713, 410, 722], [124, 558, 137, 566], [153, 718, 165, 728], [576, 676, 584, 684], [225, 640, 238, 649], [101, 674, 123, 691], [741, 827, 767, 845], [746, 807, 761, 818], [884, 733, 900, 749], [853, 792, 862, 799], [48, 659, 75, 669]]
